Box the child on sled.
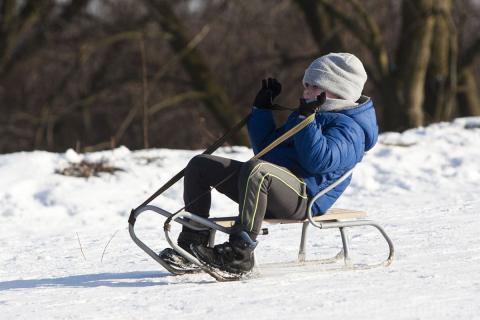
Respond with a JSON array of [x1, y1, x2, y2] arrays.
[[160, 52, 378, 276]]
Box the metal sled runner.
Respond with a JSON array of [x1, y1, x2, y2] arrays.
[[128, 169, 395, 281]]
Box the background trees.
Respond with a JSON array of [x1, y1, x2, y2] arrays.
[[1, 0, 479, 153]]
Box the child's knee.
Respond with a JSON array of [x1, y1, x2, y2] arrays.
[[185, 154, 210, 176], [240, 159, 264, 177]]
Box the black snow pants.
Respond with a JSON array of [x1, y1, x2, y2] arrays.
[[183, 154, 308, 239]]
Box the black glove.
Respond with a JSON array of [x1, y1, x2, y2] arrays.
[[252, 78, 282, 109], [298, 92, 326, 117]]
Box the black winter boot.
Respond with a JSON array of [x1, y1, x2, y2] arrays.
[[191, 232, 256, 274], [177, 227, 210, 252], [159, 227, 209, 271]]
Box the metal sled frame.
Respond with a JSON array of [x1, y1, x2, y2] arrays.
[[128, 169, 395, 278]]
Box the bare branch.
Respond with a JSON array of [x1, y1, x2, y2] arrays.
[[76, 232, 87, 261], [344, 0, 389, 76], [150, 25, 211, 86], [317, 0, 370, 45], [139, 35, 149, 149], [101, 229, 119, 263], [0, 0, 89, 75], [293, 0, 344, 53], [317, 0, 389, 80], [80, 31, 143, 63], [148, 91, 208, 116], [143, 0, 248, 145]]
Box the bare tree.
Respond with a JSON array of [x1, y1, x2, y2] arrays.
[[302, 0, 477, 131], [0, 0, 90, 75], [1, 0, 479, 153], [142, 0, 248, 146]]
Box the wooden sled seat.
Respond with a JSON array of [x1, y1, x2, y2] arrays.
[[210, 208, 367, 228], [209, 207, 393, 268]]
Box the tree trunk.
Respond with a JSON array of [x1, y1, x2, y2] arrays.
[[457, 34, 480, 117], [457, 68, 480, 116], [424, 0, 457, 122], [394, 0, 435, 129]]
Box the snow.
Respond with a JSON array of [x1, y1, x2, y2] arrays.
[[1, 118, 480, 319]]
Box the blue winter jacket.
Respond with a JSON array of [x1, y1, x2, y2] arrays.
[[247, 96, 378, 215]]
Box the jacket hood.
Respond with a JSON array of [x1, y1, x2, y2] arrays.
[[338, 95, 378, 151]]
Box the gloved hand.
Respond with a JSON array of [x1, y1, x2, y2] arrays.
[[298, 92, 326, 117], [252, 78, 282, 109]]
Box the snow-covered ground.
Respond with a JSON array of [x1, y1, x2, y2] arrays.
[[1, 118, 480, 319]]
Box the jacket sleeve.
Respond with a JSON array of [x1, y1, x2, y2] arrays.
[[247, 108, 288, 154], [292, 115, 361, 174]]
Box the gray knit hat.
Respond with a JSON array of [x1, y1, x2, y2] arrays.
[[302, 53, 367, 103]]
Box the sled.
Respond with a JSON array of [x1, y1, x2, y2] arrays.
[[128, 98, 394, 281], [128, 168, 395, 281]]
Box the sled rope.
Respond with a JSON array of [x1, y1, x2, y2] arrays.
[[166, 112, 316, 221], [132, 94, 324, 218], [134, 114, 251, 211], [253, 113, 315, 160]]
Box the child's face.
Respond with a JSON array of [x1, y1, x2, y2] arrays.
[[303, 82, 324, 100], [303, 82, 338, 100]]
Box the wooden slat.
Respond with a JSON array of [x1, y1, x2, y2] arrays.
[[210, 208, 367, 228]]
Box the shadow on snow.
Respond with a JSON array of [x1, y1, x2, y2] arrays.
[[0, 271, 210, 291]]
